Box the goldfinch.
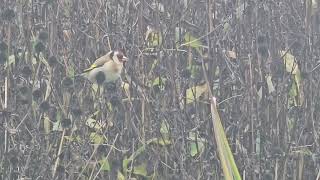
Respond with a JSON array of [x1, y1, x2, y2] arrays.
[[82, 50, 128, 84]]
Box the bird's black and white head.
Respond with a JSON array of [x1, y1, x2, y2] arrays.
[[111, 50, 128, 64]]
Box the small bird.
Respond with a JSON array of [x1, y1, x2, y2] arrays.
[[82, 50, 128, 84]]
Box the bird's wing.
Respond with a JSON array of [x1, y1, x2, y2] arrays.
[[82, 52, 113, 73]]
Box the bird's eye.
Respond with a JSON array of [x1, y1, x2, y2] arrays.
[[117, 54, 123, 59]]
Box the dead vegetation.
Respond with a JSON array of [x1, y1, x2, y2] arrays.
[[0, 0, 320, 179]]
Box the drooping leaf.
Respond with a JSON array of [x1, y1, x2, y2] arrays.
[[133, 163, 148, 177], [210, 97, 242, 180], [280, 51, 299, 74], [89, 132, 105, 144], [98, 158, 111, 171]]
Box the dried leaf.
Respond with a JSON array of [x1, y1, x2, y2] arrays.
[[280, 51, 299, 74]]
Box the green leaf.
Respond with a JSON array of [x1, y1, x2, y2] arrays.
[[184, 32, 202, 49], [211, 100, 242, 180], [89, 132, 105, 144], [186, 84, 208, 104], [117, 171, 125, 180], [99, 158, 111, 171], [188, 132, 205, 157], [190, 143, 198, 156], [133, 163, 148, 177], [122, 157, 130, 172]]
